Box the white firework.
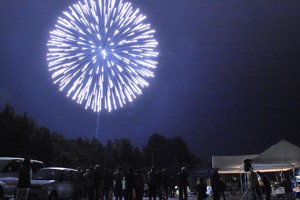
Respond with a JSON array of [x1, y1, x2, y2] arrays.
[[47, 0, 159, 112]]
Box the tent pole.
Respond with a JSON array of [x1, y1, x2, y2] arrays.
[[240, 172, 243, 193]]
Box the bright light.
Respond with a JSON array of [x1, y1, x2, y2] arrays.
[[47, 0, 159, 112]]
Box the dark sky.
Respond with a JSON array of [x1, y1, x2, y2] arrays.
[[1, 0, 300, 161]]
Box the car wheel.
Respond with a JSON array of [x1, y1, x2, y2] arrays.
[[48, 192, 58, 200]]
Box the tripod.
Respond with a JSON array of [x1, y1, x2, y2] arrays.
[[240, 185, 250, 200]]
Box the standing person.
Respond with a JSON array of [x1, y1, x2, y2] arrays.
[[210, 168, 221, 200], [281, 174, 295, 200], [178, 167, 189, 200], [83, 169, 89, 199], [103, 169, 114, 200], [87, 166, 95, 200], [257, 171, 271, 200], [113, 166, 124, 200], [16, 158, 32, 200], [134, 170, 145, 200], [196, 177, 207, 200], [156, 170, 163, 200], [94, 164, 103, 200], [161, 169, 170, 200], [148, 166, 157, 200], [249, 170, 262, 200], [169, 175, 176, 198], [77, 167, 85, 198], [125, 168, 135, 200], [147, 166, 156, 200], [219, 178, 226, 200]]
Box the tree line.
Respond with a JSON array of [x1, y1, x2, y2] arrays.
[[0, 103, 203, 174]]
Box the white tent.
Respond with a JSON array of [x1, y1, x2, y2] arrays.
[[212, 140, 300, 174], [252, 139, 300, 173]]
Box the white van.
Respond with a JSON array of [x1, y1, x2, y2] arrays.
[[0, 157, 44, 199]]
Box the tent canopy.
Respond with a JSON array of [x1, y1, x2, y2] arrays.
[[212, 140, 300, 174], [252, 139, 300, 172], [253, 139, 300, 165], [212, 155, 258, 174]]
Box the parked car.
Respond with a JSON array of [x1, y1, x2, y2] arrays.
[[28, 167, 83, 200], [0, 157, 44, 199]]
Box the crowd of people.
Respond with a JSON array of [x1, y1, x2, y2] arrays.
[[77, 165, 190, 200], [16, 158, 298, 200]]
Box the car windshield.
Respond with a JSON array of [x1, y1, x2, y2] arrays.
[[32, 169, 62, 180], [0, 160, 9, 171]]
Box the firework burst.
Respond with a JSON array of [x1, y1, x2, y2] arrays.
[[47, 0, 159, 112]]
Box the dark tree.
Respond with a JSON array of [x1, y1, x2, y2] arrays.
[[0, 104, 204, 172]]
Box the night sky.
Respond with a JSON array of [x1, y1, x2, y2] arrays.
[[1, 1, 300, 161]]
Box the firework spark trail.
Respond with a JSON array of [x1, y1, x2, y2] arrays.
[[47, 0, 159, 113], [96, 111, 100, 139]]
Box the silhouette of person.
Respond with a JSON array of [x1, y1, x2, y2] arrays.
[[196, 177, 207, 200], [169, 175, 176, 198], [94, 164, 103, 200], [249, 170, 262, 200], [281, 174, 295, 200], [77, 167, 85, 198], [210, 168, 221, 200], [178, 167, 189, 200], [125, 168, 135, 200], [161, 168, 170, 200], [102, 168, 114, 200], [87, 166, 95, 200], [83, 168, 91, 199], [156, 170, 163, 200], [113, 166, 124, 200], [134, 170, 145, 200], [16, 158, 32, 200], [148, 166, 157, 200], [257, 171, 271, 200], [219, 178, 226, 200]]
